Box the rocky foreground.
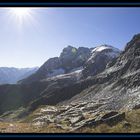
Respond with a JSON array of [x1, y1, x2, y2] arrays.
[[0, 101, 140, 133]]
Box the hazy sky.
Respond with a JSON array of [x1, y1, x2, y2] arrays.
[[0, 7, 140, 68]]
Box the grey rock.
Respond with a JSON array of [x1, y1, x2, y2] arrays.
[[101, 112, 125, 126], [132, 104, 140, 110]]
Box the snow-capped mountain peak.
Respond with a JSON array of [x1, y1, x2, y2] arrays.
[[82, 45, 121, 77], [91, 44, 120, 53]]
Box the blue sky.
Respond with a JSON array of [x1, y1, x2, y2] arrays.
[[0, 7, 140, 68]]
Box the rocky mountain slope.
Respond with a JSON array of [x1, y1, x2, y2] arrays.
[[68, 34, 140, 111], [0, 67, 38, 84], [15, 34, 140, 133], [1, 34, 140, 133]]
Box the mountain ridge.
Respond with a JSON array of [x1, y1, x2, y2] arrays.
[[20, 45, 120, 84], [0, 67, 38, 85]]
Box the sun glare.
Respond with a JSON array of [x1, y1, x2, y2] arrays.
[[11, 8, 30, 17], [9, 8, 32, 24]]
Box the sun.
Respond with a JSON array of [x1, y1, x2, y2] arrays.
[[8, 8, 32, 24], [11, 8, 30, 17]]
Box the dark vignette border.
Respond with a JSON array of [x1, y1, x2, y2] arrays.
[[0, 1, 139, 138], [0, 1, 139, 7]]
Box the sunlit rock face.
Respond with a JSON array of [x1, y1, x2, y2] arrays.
[[59, 46, 90, 72], [74, 47, 91, 67], [59, 45, 78, 71]]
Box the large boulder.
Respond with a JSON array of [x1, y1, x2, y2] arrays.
[[101, 111, 125, 126]]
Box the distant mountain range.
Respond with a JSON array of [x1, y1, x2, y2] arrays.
[[0, 67, 38, 84]]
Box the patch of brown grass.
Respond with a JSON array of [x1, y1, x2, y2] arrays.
[[1, 109, 140, 133]]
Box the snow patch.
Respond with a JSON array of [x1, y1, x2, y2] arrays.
[[47, 68, 65, 77], [92, 46, 110, 52], [70, 67, 83, 73], [46, 67, 83, 81], [92, 45, 120, 53], [88, 45, 120, 62]]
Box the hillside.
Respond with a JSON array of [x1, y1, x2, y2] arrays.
[[0, 34, 140, 133]]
